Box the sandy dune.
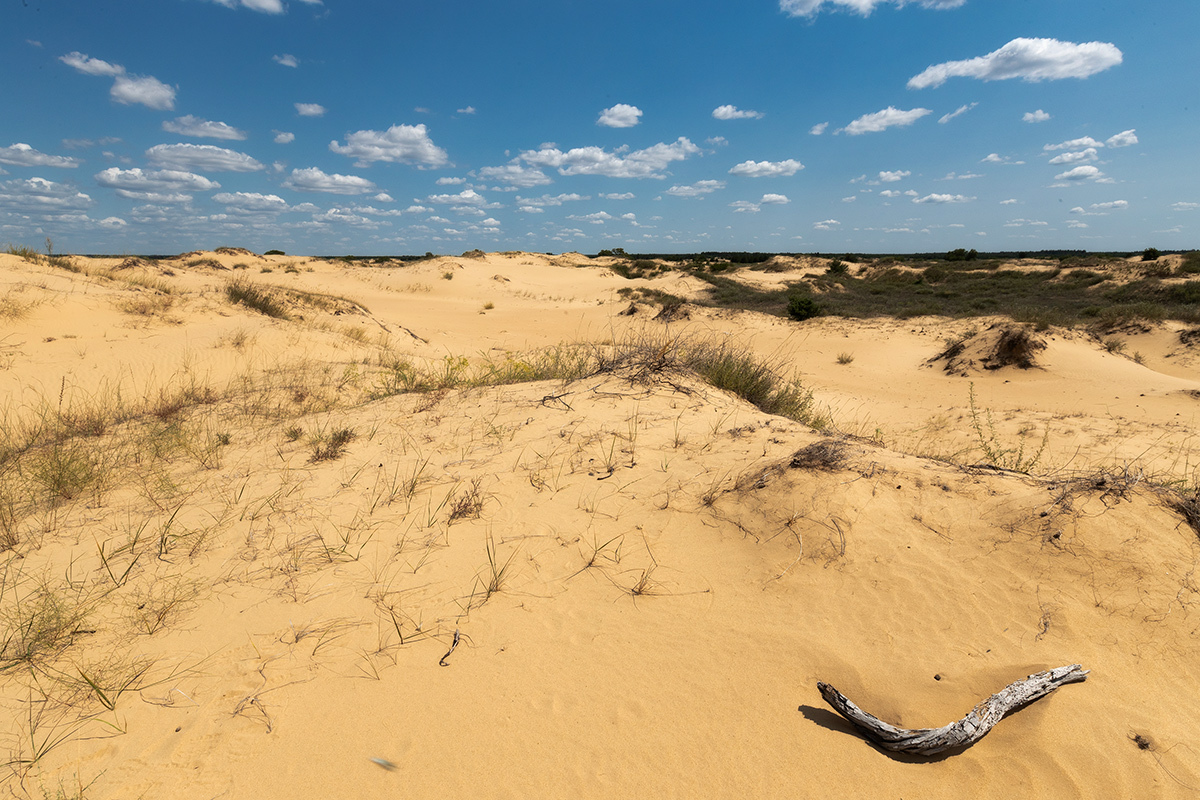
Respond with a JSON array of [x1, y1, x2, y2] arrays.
[[2, 250, 1199, 798]]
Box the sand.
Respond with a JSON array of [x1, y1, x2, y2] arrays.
[[1, 249, 1199, 798]]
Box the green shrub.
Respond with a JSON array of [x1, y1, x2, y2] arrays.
[[225, 278, 289, 319], [264, 249, 286, 256], [786, 294, 822, 321], [1142, 247, 1161, 261]]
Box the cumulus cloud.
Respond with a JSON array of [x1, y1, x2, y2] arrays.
[[1000, 198, 1018, 205], [912, 193, 974, 203], [810, 122, 829, 135], [728, 159, 804, 177], [147, 143, 264, 172], [568, 211, 614, 224], [597, 104, 643, 128], [602, 192, 635, 200], [0, 177, 93, 212], [1090, 200, 1128, 211], [329, 124, 449, 168], [212, 191, 291, 213], [712, 105, 764, 120], [1048, 148, 1098, 165], [761, 193, 789, 204], [426, 188, 490, 207], [0, 143, 80, 168], [283, 167, 376, 194], [273, 54, 299, 67], [1044, 136, 1104, 151], [59, 51, 124, 77], [1024, 109, 1051, 123], [666, 180, 725, 198], [981, 153, 1024, 165], [729, 200, 760, 214], [839, 106, 931, 135], [1106, 129, 1138, 148], [61, 52, 176, 110], [206, 0, 324, 13], [295, 103, 326, 117], [162, 115, 247, 140], [908, 38, 1123, 89], [1171, 202, 1199, 211], [95, 167, 220, 201], [938, 102, 977, 124], [274, 131, 295, 144], [457, 106, 476, 115], [514, 193, 588, 208], [780, 0, 965, 18], [477, 160, 552, 188], [880, 190, 902, 198], [812, 219, 840, 230], [521, 138, 700, 179], [878, 170, 910, 182], [1054, 165, 1103, 181]]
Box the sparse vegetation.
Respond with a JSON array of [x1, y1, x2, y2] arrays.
[[225, 278, 289, 319]]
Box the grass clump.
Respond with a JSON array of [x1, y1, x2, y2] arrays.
[[968, 383, 1048, 473], [1, 584, 89, 671], [309, 426, 356, 462], [225, 278, 289, 319]]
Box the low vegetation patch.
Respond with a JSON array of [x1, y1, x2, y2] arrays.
[[225, 278, 289, 319]]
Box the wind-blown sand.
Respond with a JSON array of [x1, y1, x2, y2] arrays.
[[1, 250, 1198, 798]]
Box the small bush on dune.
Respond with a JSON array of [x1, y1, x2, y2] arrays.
[[225, 278, 289, 319], [787, 294, 822, 321]]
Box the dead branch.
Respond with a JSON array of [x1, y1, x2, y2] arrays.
[[817, 664, 1088, 756]]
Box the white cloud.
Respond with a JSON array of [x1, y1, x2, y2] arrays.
[[329, 124, 449, 168], [147, 143, 265, 172], [780, 0, 965, 18], [212, 191, 291, 213], [273, 54, 299, 67], [273, 131, 295, 144], [912, 193, 974, 204], [1023, 109, 1051, 123], [839, 106, 931, 135], [880, 190, 902, 198], [878, 169, 911, 182], [295, 103, 326, 117], [602, 192, 635, 200], [1171, 202, 1199, 211], [908, 38, 1123, 89], [842, 196, 857, 203], [666, 180, 725, 198], [477, 160, 552, 188], [810, 122, 829, 135], [1054, 165, 1103, 181], [426, 188, 489, 206], [60, 53, 176, 110], [813, 219, 840, 230], [981, 153, 1024, 165], [1000, 198, 1018, 205], [1044, 136, 1104, 151], [514, 193, 588, 207], [597, 104, 642, 128], [207, 0, 285, 12], [1048, 148, 1098, 165], [98, 216, 126, 228], [457, 106, 476, 115], [729, 200, 760, 214], [728, 159, 804, 177], [95, 167, 219, 200], [111, 75, 176, 110], [1090, 200, 1129, 211], [0, 177, 93, 212], [60, 51, 123, 77], [938, 102, 977, 124], [760, 193, 790, 204], [1106, 129, 1138, 148], [0, 143, 80, 168], [712, 105, 764, 120], [283, 167, 376, 195], [521, 138, 700, 179], [940, 171, 982, 180], [436, 177, 465, 185], [1067, 220, 1088, 228], [162, 115, 247, 140], [569, 211, 614, 224]]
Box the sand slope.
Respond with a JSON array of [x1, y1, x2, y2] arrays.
[[1, 251, 1199, 798]]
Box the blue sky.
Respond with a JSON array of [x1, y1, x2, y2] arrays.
[[1, 0, 1196, 255]]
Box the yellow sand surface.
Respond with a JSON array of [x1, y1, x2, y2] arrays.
[[2, 250, 1199, 798]]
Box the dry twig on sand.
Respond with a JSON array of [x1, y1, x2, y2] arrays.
[[817, 664, 1089, 756]]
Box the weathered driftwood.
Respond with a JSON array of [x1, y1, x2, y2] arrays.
[[817, 664, 1089, 756]]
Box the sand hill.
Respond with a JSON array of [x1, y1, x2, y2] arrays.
[[1, 249, 1199, 798]]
